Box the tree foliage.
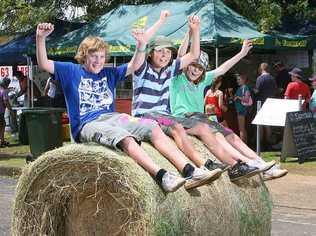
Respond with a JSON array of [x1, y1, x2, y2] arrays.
[[225, 0, 316, 32], [0, 0, 315, 35]]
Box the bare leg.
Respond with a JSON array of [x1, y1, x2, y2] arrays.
[[186, 123, 237, 166], [120, 136, 160, 175], [151, 126, 189, 171], [237, 115, 247, 143], [214, 132, 251, 163], [0, 124, 5, 144], [225, 133, 260, 160], [169, 123, 205, 167]]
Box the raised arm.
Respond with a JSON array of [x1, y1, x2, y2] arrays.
[[127, 10, 170, 75], [212, 40, 253, 78], [179, 15, 200, 69], [177, 30, 191, 58], [36, 23, 55, 74]]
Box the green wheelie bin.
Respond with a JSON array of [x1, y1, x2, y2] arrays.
[[23, 108, 65, 159]]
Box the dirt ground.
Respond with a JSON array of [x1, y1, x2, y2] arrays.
[[266, 174, 316, 236], [0, 177, 16, 235], [1, 173, 316, 235]]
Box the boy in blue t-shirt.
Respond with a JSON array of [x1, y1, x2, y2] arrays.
[[35, 13, 220, 192]]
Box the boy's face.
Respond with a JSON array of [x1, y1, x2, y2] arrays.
[[151, 48, 172, 68], [84, 50, 106, 74], [186, 63, 204, 82]]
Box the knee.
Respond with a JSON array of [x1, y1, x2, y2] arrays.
[[151, 126, 166, 140], [195, 122, 211, 136], [119, 136, 137, 150], [171, 123, 186, 136]]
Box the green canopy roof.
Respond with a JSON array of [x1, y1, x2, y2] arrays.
[[45, 0, 314, 57]]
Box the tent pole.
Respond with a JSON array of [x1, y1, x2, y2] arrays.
[[114, 56, 117, 67], [215, 47, 219, 68], [27, 56, 34, 108]]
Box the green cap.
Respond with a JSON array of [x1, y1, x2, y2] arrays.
[[148, 35, 176, 52]]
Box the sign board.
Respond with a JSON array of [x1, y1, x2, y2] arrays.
[[0, 66, 12, 78], [17, 66, 29, 76], [252, 98, 302, 126], [281, 111, 316, 163]]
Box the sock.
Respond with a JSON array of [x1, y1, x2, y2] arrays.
[[182, 163, 195, 178], [155, 169, 167, 185], [204, 159, 214, 169]]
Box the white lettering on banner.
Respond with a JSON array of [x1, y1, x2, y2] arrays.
[[17, 66, 29, 76], [0, 66, 12, 78]]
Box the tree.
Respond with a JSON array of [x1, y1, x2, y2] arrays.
[[224, 0, 316, 32], [0, 0, 166, 35]]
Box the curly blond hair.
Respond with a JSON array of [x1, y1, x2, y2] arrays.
[[74, 36, 109, 64]]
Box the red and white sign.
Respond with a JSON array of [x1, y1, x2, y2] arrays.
[[17, 65, 29, 76], [0, 66, 12, 78]]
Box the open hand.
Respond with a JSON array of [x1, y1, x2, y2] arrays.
[[36, 23, 54, 38], [131, 28, 147, 48]]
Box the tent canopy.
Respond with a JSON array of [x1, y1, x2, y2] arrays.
[[44, 0, 315, 57]]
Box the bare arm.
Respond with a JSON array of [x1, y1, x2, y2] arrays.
[[44, 78, 51, 96], [212, 40, 253, 78], [128, 10, 170, 74], [36, 23, 55, 74], [177, 30, 190, 58], [179, 16, 200, 69], [218, 91, 224, 109], [204, 89, 212, 104]]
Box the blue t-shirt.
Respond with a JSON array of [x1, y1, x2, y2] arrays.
[[54, 61, 128, 141]]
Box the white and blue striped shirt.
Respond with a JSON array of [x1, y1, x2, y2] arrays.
[[132, 59, 181, 117]]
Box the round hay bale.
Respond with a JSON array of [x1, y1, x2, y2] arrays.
[[12, 139, 272, 236]]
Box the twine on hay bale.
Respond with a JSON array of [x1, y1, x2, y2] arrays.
[[12, 138, 272, 236]]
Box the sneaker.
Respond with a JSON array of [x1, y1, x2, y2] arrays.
[[228, 161, 260, 182], [184, 167, 222, 190], [161, 172, 186, 192], [204, 159, 229, 172], [263, 165, 288, 181], [247, 159, 276, 172]]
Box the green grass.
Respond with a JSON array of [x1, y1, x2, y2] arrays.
[[0, 157, 26, 167], [0, 132, 30, 168]]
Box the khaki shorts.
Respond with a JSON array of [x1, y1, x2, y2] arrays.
[[143, 112, 232, 137], [80, 113, 158, 150]]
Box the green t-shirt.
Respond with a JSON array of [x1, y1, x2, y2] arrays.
[[170, 71, 215, 117]]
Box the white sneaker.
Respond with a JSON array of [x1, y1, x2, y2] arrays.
[[247, 159, 275, 172], [184, 166, 222, 190], [161, 172, 186, 192], [263, 165, 288, 181]]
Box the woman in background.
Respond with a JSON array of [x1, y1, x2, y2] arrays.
[[234, 74, 252, 143], [204, 76, 228, 126]]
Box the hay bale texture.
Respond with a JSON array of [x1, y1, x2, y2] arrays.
[[12, 138, 272, 236]]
